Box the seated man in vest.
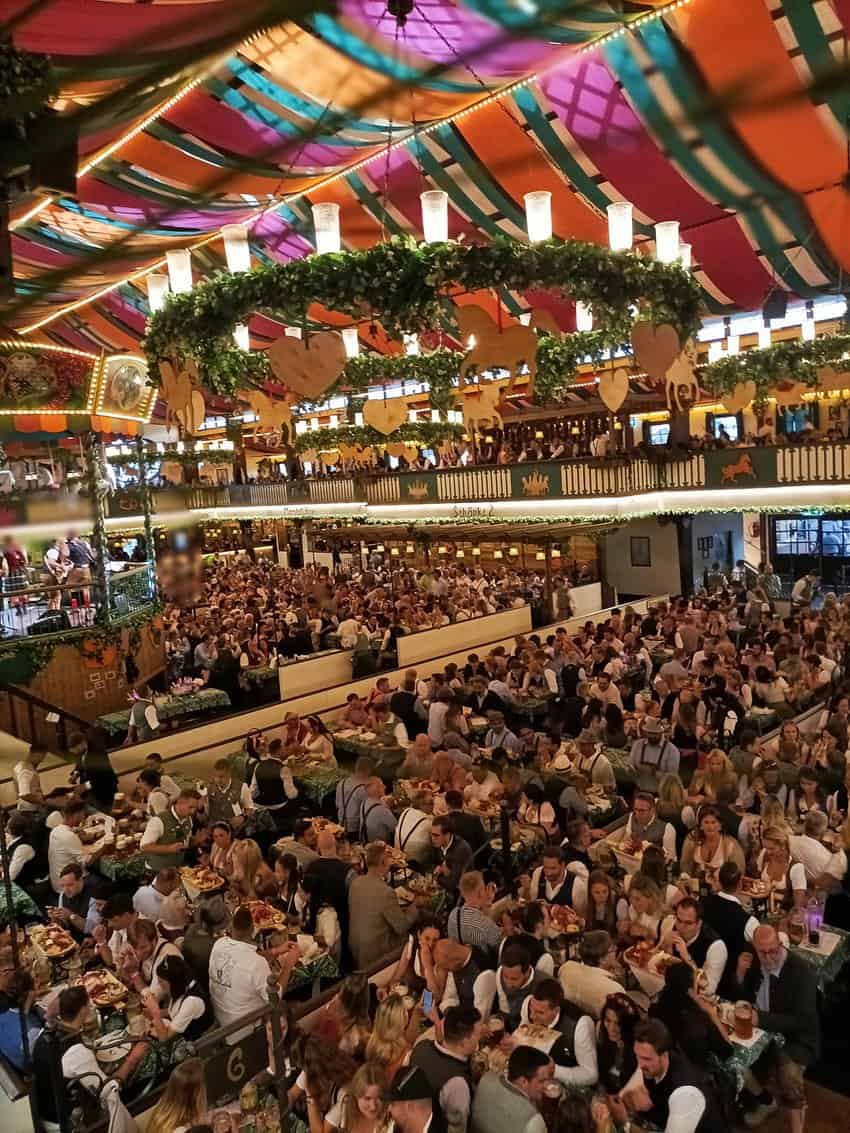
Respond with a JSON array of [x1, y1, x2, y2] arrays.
[[136, 769, 170, 817], [700, 862, 759, 999], [50, 862, 99, 941], [409, 1005, 482, 1133], [571, 730, 615, 791], [558, 930, 624, 1020], [609, 1018, 723, 1133], [4, 811, 41, 895], [515, 978, 598, 1089], [492, 940, 541, 1032], [206, 758, 255, 831], [387, 1065, 446, 1133], [436, 939, 494, 1018], [471, 1045, 552, 1133], [610, 792, 677, 859], [524, 844, 586, 910], [430, 816, 472, 901], [360, 777, 397, 844], [629, 718, 680, 793], [140, 788, 204, 870], [658, 897, 728, 996]]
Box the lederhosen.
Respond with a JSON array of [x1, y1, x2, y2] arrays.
[[397, 807, 429, 854], [169, 982, 214, 1041], [359, 800, 381, 843], [635, 739, 671, 791], [340, 780, 367, 837]]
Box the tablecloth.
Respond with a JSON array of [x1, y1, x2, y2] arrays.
[[96, 852, 149, 882], [0, 881, 41, 923], [791, 924, 850, 992], [285, 951, 340, 995], [292, 765, 347, 806], [96, 688, 232, 736]]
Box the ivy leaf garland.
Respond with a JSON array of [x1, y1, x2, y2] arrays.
[[702, 333, 850, 402], [144, 235, 701, 402], [293, 420, 464, 454]]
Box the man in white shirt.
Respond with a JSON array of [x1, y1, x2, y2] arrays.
[[559, 931, 624, 1019], [587, 673, 623, 709], [48, 800, 106, 892], [517, 982, 598, 1089], [610, 1018, 715, 1133], [136, 769, 170, 817], [658, 898, 728, 996], [140, 789, 203, 870], [483, 711, 521, 755], [132, 867, 181, 922], [209, 906, 300, 1041], [790, 811, 847, 885], [13, 746, 47, 813], [428, 689, 452, 746], [4, 812, 36, 884], [571, 731, 616, 791], [395, 790, 434, 866]]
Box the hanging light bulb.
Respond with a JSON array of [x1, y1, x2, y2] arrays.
[[221, 224, 251, 273], [679, 243, 692, 271], [759, 321, 771, 349], [654, 221, 680, 264], [403, 334, 420, 356], [312, 203, 341, 254], [233, 324, 250, 351], [524, 191, 552, 243], [342, 327, 360, 359], [607, 202, 633, 251], [575, 302, 593, 333], [802, 302, 816, 341], [147, 273, 170, 313], [166, 249, 193, 293], [420, 190, 448, 243], [519, 312, 532, 326]]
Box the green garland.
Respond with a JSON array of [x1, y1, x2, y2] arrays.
[[335, 348, 460, 412], [107, 448, 234, 467], [294, 420, 464, 454], [144, 235, 700, 400], [702, 333, 850, 401]]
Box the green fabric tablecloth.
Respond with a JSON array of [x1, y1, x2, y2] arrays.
[[96, 687, 232, 737], [0, 881, 41, 923], [292, 765, 346, 806], [96, 852, 149, 882], [286, 951, 340, 994], [241, 665, 278, 688], [329, 726, 406, 777], [792, 923, 850, 992]]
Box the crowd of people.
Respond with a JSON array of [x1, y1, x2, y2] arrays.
[[4, 569, 850, 1133], [161, 558, 593, 693]]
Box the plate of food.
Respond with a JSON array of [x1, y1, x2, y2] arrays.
[[513, 1022, 559, 1050], [409, 779, 439, 794], [180, 865, 224, 891], [648, 951, 680, 975], [312, 818, 343, 835], [490, 838, 521, 852], [383, 846, 408, 869], [31, 923, 76, 957], [548, 905, 583, 934], [83, 968, 129, 1008], [741, 877, 771, 897], [243, 900, 286, 932]]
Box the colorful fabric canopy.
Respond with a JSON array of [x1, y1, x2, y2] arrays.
[[4, 0, 849, 355]]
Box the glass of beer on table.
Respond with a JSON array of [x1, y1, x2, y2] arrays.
[[733, 1001, 754, 1040]]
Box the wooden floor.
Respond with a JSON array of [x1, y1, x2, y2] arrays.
[[761, 1083, 849, 1132]]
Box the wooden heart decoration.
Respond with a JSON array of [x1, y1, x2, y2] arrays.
[[319, 449, 340, 465], [265, 331, 346, 400], [340, 443, 373, 463], [817, 365, 850, 393], [721, 381, 757, 414], [631, 321, 681, 381], [362, 398, 408, 436], [159, 357, 205, 434], [772, 382, 806, 407], [301, 448, 319, 464], [385, 442, 405, 458], [598, 368, 630, 412]]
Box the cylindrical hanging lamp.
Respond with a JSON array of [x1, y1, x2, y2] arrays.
[[420, 190, 448, 243], [524, 191, 552, 243], [312, 203, 341, 254], [166, 249, 193, 293], [654, 221, 680, 264], [607, 202, 633, 251], [342, 327, 360, 359], [221, 224, 251, 273]]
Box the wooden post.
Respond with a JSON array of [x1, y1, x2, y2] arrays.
[[82, 432, 111, 624]]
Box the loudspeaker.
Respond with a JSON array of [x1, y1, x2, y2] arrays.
[[28, 611, 70, 635], [762, 290, 788, 322]]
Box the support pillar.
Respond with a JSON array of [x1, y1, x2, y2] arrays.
[[82, 431, 111, 624], [134, 436, 155, 580], [674, 515, 694, 597]]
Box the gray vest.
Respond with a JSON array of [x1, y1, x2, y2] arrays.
[[130, 698, 158, 742], [207, 779, 243, 825], [149, 807, 192, 868], [472, 1073, 538, 1133]]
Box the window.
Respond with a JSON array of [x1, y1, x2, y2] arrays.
[[647, 423, 670, 446], [821, 519, 850, 556], [774, 518, 819, 556], [630, 536, 651, 567]]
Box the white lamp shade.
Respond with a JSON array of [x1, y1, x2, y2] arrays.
[[707, 341, 723, 363], [285, 326, 302, 339], [607, 201, 633, 251], [654, 221, 680, 264], [430, 409, 440, 423], [524, 191, 552, 243], [403, 333, 420, 356], [575, 301, 593, 333], [727, 335, 740, 356], [295, 420, 308, 435], [222, 224, 251, 273], [354, 411, 364, 426], [679, 243, 692, 271], [408, 409, 418, 423], [329, 414, 339, 428], [758, 323, 771, 349], [342, 327, 360, 359], [166, 249, 193, 294], [312, 202, 341, 254], [233, 324, 250, 351], [147, 273, 169, 313], [801, 315, 816, 341], [310, 417, 319, 431], [518, 312, 532, 326], [420, 190, 448, 243]]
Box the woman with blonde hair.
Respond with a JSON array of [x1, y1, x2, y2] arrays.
[[615, 873, 664, 943], [757, 825, 807, 911], [687, 749, 734, 806], [231, 838, 275, 900], [365, 994, 417, 1080], [145, 1057, 207, 1133], [324, 1062, 392, 1133]]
